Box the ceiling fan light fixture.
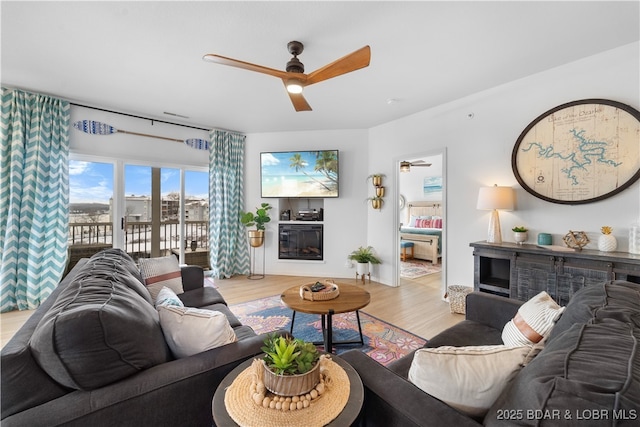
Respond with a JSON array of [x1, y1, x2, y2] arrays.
[[400, 161, 411, 172], [286, 79, 304, 94]]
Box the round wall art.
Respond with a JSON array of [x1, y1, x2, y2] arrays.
[[512, 99, 640, 204]]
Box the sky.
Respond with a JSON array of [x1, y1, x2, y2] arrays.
[[261, 150, 337, 177], [69, 160, 208, 204]]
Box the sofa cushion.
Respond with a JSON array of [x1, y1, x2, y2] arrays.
[[548, 280, 640, 343], [139, 255, 184, 301], [30, 249, 171, 390], [502, 291, 564, 346], [158, 306, 237, 358], [408, 345, 539, 418], [485, 318, 640, 426]]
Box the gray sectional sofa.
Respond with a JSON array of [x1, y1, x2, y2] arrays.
[[342, 281, 640, 426], [1, 248, 280, 426]]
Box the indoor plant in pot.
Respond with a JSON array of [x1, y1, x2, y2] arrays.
[[348, 245, 382, 276], [512, 226, 528, 244], [240, 202, 272, 247], [261, 334, 321, 396]]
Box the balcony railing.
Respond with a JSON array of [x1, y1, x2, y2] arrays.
[[68, 220, 209, 261]]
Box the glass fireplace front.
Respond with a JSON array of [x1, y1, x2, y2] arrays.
[[278, 224, 323, 261]]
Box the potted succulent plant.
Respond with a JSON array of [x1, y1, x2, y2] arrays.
[[348, 245, 382, 276], [512, 226, 528, 245], [261, 334, 321, 396], [240, 202, 272, 247]]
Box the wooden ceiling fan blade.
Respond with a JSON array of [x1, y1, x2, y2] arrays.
[[287, 91, 312, 112], [305, 46, 371, 86], [202, 53, 292, 80], [281, 79, 312, 111]]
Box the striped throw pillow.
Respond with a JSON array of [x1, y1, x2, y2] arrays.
[[139, 256, 184, 302]]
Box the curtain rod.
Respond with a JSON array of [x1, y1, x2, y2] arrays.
[[70, 102, 211, 132]]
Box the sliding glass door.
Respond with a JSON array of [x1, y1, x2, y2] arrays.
[[69, 157, 209, 268]]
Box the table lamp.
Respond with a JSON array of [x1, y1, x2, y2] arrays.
[[476, 185, 515, 244]]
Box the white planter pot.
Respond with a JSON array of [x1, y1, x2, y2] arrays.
[[355, 262, 370, 276], [513, 232, 528, 245]]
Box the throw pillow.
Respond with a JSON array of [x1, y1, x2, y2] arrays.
[[502, 291, 564, 347], [139, 256, 184, 302], [155, 286, 185, 308], [408, 345, 538, 418], [157, 305, 237, 358], [415, 218, 430, 228]]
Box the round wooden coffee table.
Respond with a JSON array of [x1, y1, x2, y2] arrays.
[[280, 282, 370, 353]]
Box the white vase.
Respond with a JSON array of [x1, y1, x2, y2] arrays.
[[630, 223, 640, 254], [597, 234, 617, 252]]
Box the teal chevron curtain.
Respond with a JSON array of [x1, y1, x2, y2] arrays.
[[0, 88, 70, 312], [208, 129, 250, 278]]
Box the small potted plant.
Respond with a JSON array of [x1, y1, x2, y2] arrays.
[[348, 246, 382, 276], [261, 334, 321, 396], [365, 196, 384, 210], [598, 226, 617, 252], [240, 202, 272, 247], [512, 226, 528, 245], [366, 173, 385, 187]]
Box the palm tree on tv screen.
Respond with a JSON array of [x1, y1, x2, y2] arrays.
[[289, 151, 338, 192]]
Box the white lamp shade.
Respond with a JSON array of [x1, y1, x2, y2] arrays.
[[476, 186, 515, 211]]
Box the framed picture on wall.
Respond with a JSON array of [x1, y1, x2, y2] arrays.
[[423, 176, 442, 195], [512, 99, 640, 204]]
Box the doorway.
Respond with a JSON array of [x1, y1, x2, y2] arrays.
[[395, 149, 446, 295]]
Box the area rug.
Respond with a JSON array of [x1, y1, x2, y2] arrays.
[[229, 295, 427, 366], [400, 260, 441, 279]]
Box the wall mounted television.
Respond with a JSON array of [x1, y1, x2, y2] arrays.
[[261, 150, 339, 198]]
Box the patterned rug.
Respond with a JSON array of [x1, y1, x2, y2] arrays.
[[229, 295, 426, 366], [400, 260, 441, 279]]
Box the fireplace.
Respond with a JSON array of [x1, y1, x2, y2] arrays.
[[279, 224, 323, 261]]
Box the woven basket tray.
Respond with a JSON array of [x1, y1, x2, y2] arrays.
[[299, 280, 340, 301]]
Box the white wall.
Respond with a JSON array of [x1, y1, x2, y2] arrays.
[[244, 129, 370, 279], [70, 105, 209, 168], [368, 42, 640, 289]]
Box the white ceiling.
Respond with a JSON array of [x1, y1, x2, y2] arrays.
[[2, 1, 639, 133]]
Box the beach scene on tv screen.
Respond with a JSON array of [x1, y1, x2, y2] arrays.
[[261, 150, 338, 198]]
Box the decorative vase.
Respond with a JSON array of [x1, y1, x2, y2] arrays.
[[598, 234, 617, 252], [262, 360, 320, 396], [190, 240, 197, 251], [513, 232, 528, 245], [630, 223, 640, 254], [248, 230, 265, 248]]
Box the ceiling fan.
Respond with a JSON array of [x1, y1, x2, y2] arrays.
[[202, 41, 371, 112], [400, 160, 432, 172]]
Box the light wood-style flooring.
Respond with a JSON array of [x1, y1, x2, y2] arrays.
[[1, 269, 463, 349]]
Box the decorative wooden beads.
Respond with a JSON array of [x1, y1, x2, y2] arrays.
[[249, 372, 327, 411]]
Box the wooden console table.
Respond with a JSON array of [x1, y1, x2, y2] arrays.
[[470, 241, 640, 305]]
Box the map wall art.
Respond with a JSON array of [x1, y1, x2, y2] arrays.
[[512, 99, 640, 204]]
